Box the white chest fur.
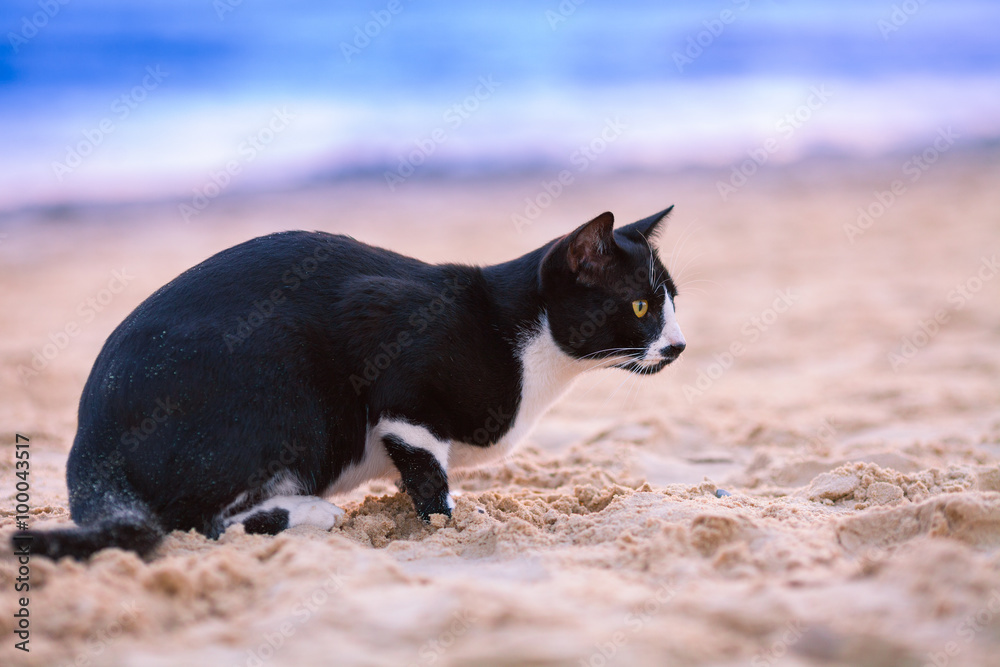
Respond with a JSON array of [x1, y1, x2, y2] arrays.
[[448, 315, 585, 469]]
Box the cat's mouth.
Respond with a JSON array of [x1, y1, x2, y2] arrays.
[[614, 358, 671, 375], [619, 342, 686, 374]]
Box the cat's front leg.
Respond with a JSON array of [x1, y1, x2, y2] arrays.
[[380, 421, 453, 521]]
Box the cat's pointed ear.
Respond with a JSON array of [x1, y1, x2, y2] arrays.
[[566, 211, 617, 280], [618, 205, 674, 241]]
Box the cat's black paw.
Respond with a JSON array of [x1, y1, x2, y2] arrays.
[[414, 492, 454, 523], [242, 508, 291, 535], [383, 434, 453, 523]]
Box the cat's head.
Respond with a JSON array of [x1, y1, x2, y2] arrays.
[[540, 208, 685, 374]]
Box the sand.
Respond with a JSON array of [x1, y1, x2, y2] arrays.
[[2, 151, 999, 667]]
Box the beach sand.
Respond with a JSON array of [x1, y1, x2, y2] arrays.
[[2, 151, 999, 667]]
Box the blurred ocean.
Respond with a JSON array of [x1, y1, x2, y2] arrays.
[[1, 0, 999, 210]]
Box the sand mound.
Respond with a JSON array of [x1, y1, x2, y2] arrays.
[[2, 157, 1000, 665]]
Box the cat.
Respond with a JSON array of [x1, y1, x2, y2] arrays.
[[13, 208, 685, 560]]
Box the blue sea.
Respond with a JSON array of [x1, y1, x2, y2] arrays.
[[1, 0, 998, 209]]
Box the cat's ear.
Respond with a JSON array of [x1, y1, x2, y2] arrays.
[[618, 206, 674, 242], [566, 211, 617, 281]]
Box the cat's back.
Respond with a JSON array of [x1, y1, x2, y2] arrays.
[[80, 231, 437, 409], [144, 230, 420, 307], [106, 230, 430, 339]]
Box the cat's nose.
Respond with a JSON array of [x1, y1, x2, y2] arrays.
[[660, 343, 686, 362]]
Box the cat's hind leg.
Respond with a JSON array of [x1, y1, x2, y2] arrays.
[[224, 496, 345, 535]]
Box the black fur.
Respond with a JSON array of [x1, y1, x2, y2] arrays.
[[242, 508, 291, 536], [13, 513, 163, 560], [12, 208, 682, 560], [383, 435, 450, 520]]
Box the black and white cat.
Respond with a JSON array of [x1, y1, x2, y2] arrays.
[[15, 208, 685, 560]]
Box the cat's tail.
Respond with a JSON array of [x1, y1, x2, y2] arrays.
[[11, 509, 164, 561]]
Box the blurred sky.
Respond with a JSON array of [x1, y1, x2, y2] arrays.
[[1, 0, 999, 210]]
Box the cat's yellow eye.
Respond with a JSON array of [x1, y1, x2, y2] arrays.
[[632, 299, 649, 318]]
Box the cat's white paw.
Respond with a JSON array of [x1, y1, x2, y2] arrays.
[[286, 497, 345, 531], [446, 493, 456, 511]]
